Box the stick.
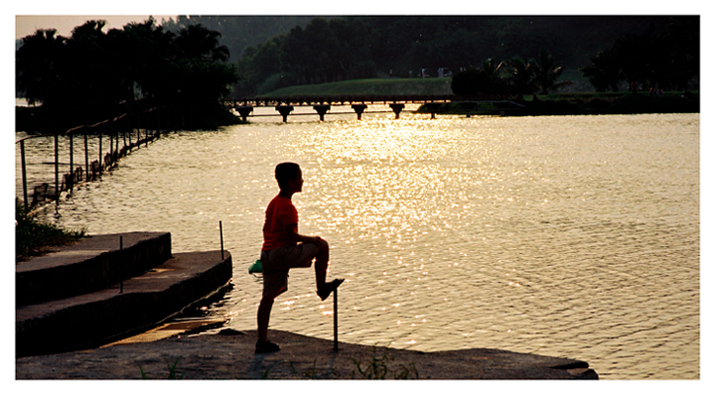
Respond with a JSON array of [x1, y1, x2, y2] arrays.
[[219, 221, 224, 260], [333, 288, 338, 351], [119, 236, 124, 294]]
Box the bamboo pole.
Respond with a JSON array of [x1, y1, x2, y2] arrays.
[[20, 140, 28, 209]]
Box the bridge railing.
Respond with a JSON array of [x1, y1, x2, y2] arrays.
[[15, 105, 182, 211], [227, 93, 519, 108], [228, 94, 458, 108]]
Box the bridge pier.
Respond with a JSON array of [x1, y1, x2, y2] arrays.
[[351, 104, 367, 120], [389, 103, 405, 119], [313, 105, 331, 121], [275, 106, 294, 123], [235, 106, 253, 122]]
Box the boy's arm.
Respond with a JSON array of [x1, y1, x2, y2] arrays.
[[284, 223, 326, 245]]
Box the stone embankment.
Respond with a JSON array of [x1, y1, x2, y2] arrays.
[[16, 232, 232, 357]]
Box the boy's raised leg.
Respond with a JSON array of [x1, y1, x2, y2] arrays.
[[313, 238, 344, 300], [313, 238, 330, 290]]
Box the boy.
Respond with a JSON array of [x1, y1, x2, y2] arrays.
[[256, 162, 343, 353]]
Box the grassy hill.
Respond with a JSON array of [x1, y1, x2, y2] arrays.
[[256, 70, 594, 98], [258, 78, 454, 98]]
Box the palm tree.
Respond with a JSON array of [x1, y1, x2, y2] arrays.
[[529, 48, 572, 95], [16, 29, 67, 107], [175, 24, 230, 62], [504, 56, 534, 94], [480, 57, 503, 79], [115, 18, 177, 104], [65, 20, 123, 109]]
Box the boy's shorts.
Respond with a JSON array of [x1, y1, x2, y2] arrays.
[[260, 242, 320, 298]]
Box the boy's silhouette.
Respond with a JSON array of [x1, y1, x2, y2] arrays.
[[256, 162, 343, 353]]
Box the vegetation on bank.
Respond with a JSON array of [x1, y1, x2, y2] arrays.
[[416, 92, 699, 116], [16, 201, 85, 262]]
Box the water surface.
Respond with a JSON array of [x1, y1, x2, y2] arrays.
[[29, 109, 699, 379]]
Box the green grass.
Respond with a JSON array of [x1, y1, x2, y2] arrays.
[[139, 356, 185, 379], [258, 348, 419, 379], [15, 200, 85, 261], [349, 349, 419, 379], [259, 77, 454, 98], [258, 72, 588, 99]]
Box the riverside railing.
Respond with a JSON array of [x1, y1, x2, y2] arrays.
[[16, 105, 183, 210]]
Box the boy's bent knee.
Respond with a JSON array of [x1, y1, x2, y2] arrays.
[[317, 237, 329, 250]]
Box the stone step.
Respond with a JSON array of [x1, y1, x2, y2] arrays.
[[16, 250, 232, 357], [16, 232, 172, 306]]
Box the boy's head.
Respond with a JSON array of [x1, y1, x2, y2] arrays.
[[275, 162, 303, 192]]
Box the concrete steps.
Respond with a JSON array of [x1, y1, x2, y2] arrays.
[[16, 232, 172, 305], [16, 232, 232, 357]]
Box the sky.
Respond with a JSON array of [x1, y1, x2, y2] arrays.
[[16, 15, 175, 39], [10, 0, 184, 39]]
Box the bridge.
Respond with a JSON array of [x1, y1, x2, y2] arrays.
[[226, 94, 523, 122]]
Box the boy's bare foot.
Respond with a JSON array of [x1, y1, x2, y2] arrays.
[[255, 340, 280, 354], [318, 279, 344, 301]]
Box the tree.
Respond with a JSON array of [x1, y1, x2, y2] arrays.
[[580, 17, 699, 92], [172, 23, 238, 104], [503, 56, 534, 94], [64, 20, 125, 111], [529, 48, 572, 95], [450, 58, 508, 96], [661, 18, 699, 91], [235, 37, 284, 96], [175, 24, 229, 62], [16, 29, 67, 107], [112, 18, 177, 104], [581, 48, 623, 92], [16, 17, 239, 129]]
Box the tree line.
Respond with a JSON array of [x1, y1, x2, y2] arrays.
[[16, 17, 238, 129], [450, 14, 699, 97], [449, 47, 573, 97], [161, 15, 316, 63], [227, 15, 698, 97], [581, 20, 699, 92]]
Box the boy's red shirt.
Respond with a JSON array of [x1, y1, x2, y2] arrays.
[[262, 195, 299, 250]]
